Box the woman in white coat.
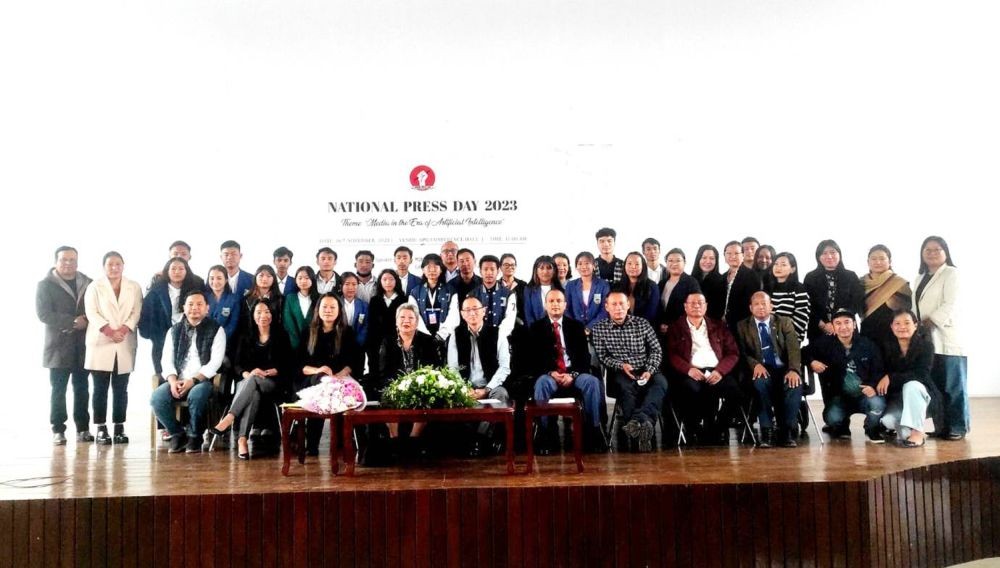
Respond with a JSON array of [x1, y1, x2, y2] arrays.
[[913, 236, 967, 440], [84, 251, 143, 445]]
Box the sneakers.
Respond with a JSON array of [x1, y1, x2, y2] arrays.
[[95, 425, 112, 445], [76, 431, 95, 443], [185, 436, 203, 453], [53, 432, 67, 446], [866, 429, 886, 444], [637, 421, 654, 453], [168, 434, 188, 453], [758, 428, 774, 448]]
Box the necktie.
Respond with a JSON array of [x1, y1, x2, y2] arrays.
[[758, 322, 777, 367], [553, 321, 567, 373]]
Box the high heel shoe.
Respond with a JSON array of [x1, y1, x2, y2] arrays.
[[208, 426, 231, 438], [238, 451, 251, 460]]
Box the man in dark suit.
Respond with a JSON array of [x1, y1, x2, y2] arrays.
[[529, 289, 606, 453], [721, 240, 762, 332], [665, 292, 742, 445], [273, 246, 296, 295], [736, 292, 803, 447], [220, 240, 254, 298]]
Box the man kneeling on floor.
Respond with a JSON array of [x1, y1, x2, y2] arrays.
[[592, 291, 668, 452], [151, 290, 226, 453]]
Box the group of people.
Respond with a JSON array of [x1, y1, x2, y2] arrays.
[[36, 229, 967, 461]]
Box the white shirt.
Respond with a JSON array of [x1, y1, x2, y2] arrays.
[[548, 317, 572, 370], [754, 317, 784, 367], [316, 273, 337, 294], [167, 284, 183, 324], [298, 292, 312, 319], [446, 324, 511, 390], [227, 271, 241, 297], [343, 298, 356, 325], [160, 324, 227, 380], [399, 272, 413, 294], [647, 265, 665, 283], [688, 318, 720, 369], [356, 278, 376, 303], [277, 275, 289, 295]]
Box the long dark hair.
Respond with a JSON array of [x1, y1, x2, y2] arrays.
[[771, 252, 801, 285], [206, 264, 233, 296], [614, 251, 655, 304], [307, 293, 348, 356], [420, 254, 445, 287], [374, 268, 402, 298], [247, 299, 285, 345], [161, 257, 199, 311], [293, 266, 319, 302], [247, 264, 281, 300], [918, 236, 956, 274], [552, 252, 573, 281], [528, 255, 563, 292], [691, 244, 721, 282]]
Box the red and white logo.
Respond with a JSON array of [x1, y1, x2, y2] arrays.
[[409, 165, 435, 190]]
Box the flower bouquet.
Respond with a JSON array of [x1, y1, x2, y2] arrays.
[[294, 375, 367, 414], [381, 366, 476, 409]]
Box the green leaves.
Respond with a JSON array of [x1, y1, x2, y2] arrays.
[[382, 366, 477, 409]]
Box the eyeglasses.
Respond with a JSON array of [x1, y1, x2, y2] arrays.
[[462, 307, 485, 313]]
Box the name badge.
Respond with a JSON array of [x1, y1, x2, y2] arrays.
[[357, 314, 365, 324], [221, 307, 231, 317], [500, 297, 507, 307], [427, 311, 438, 325], [593, 294, 602, 302]]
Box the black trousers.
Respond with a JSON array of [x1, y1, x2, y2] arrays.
[[50, 368, 90, 433], [672, 369, 740, 432], [91, 360, 129, 425]]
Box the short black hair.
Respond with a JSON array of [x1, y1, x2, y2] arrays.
[[665, 247, 686, 261], [220, 240, 241, 251], [457, 248, 475, 258], [479, 255, 501, 269], [169, 240, 191, 252], [741, 236, 760, 247], [394, 246, 413, 257], [355, 250, 374, 261], [595, 227, 617, 240], [316, 247, 338, 260], [724, 240, 742, 252], [340, 271, 359, 284], [500, 253, 517, 265], [102, 251, 123, 265], [182, 288, 208, 304], [641, 237, 660, 249], [273, 246, 293, 260], [54, 246, 77, 260]]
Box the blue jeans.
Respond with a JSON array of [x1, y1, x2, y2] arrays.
[[932, 354, 969, 435], [753, 367, 803, 431], [150, 380, 213, 437], [823, 393, 886, 432], [50, 368, 90, 434], [533, 373, 602, 427]]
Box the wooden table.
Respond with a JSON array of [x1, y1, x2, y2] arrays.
[[279, 407, 344, 476], [524, 400, 584, 473], [342, 404, 516, 476]]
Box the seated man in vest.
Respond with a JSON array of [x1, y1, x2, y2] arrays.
[[592, 291, 668, 452], [736, 292, 803, 447], [447, 296, 511, 456], [806, 308, 887, 442], [469, 255, 516, 337], [151, 290, 227, 453], [665, 292, 741, 445], [529, 289, 606, 454]]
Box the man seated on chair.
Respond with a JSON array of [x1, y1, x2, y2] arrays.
[[805, 308, 887, 443], [447, 295, 511, 456], [591, 291, 668, 452], [151, 290, 226, 453], [529, 289, 607, 454], [736, 292, 803, 448], [665, 292, 742, 445]]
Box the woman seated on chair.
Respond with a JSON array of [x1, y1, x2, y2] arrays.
[[211, 300, 294, 459], [876, 309, 941, 448], [296, 293, 363, 456]]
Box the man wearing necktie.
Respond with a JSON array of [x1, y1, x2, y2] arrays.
[[736, 292, 803, 447], [529, 289, 606, 454]]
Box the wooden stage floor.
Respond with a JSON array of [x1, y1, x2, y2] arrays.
[[1, 399, 998, 501], [2, 400, 998, 567]]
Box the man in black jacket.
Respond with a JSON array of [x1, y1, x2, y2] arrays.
[[529, 289, 606, 453], [36, 246, 93, 445], [806, 309, 886, 442]]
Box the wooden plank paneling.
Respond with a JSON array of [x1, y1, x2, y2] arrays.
[[136, 498, 154, 568], [429, 490, 447, 568], [339, 492, 356, 568], [106, 497, 123, 568], [353, 492, 370, 568], [75, 498, 92, 568], [214, 495, 232, 568], [308, 492, 326, 568], [321, 493, 338, 568], [43, 497, 60, 568], [183, 496, 200, 568], [492, 488, 509, 568], [60, 498, 76, 568], [720, 484, 739, 568], [232, 494, 249, 568], [198, 495, 215, 568], [766, 484, 783, 568], [751, 484, 770, 568], [704, 485, 723, 568], [507, 488, 523, 568], [27, 500, 44, 568], [245, 493, 262, 568]]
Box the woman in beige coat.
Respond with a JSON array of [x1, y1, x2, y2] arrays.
[[84, 251, 143, 445]]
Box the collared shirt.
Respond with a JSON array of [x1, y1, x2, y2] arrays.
[[445, 268, 460, 283], [548, 317, 572, 370], [297, 292, 313, 319], [399, 272, 413, 294], [277, 274, 290, 295], [688, 318, 720, 368], [227, 271, 241, 298], [316, 273, 338, 294], [343, 298, 356, 325], [754, 317, 784, 367], [160, 324, 226, 380], [647, 265, 665, 283], [596, 256, 625, 285], [592, 314, 662, 372], [167, 284, 183, 324], [356, 278, 376, 303], [445, 324, 513, 391]]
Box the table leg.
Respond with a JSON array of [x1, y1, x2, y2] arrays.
[[504, 415, 515, 475], [573, 407, 584, 473], [524, 411, 535, 474], [330, 415, 340, 475], [297, 420, 307, 464], [280, 411, 293, 476], [344, 414, 357, 476]]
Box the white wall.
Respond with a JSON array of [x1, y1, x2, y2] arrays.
[[1, 1, 997, 437]]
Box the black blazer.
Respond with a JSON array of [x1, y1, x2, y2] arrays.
[[724, 265, 762, 329], [803, 267, 865, 341], [528, 316, 592, 377], [656, 273, 702, 328]]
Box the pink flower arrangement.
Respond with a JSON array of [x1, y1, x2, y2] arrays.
[[295, 375, 367, 414]]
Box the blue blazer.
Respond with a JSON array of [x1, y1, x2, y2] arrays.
[[278, 275, 297, 296], [400, 273, 423, 296], [523, 285, 558, 327], [207, 290, 242, 340], [344, 298, 369, 347], [232, 270, 254, 298], [565, 278, 610, 330], [137, 283, 177, 374]]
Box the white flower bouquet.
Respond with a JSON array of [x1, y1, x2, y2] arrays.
[[381, 366, 476, 409]]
